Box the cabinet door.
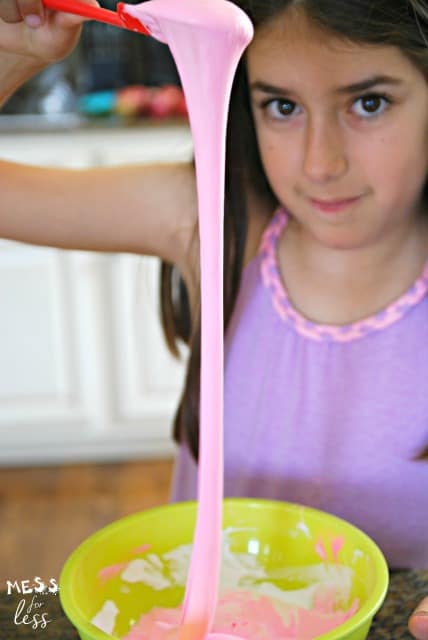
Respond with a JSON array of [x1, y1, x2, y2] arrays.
[[0, 243, 90, 461], [111, 254, 188, 435]]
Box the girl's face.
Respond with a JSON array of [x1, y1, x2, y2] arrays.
[[246, 9, 428, 250]]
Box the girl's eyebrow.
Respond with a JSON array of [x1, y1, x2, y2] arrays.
[[250, 75, 404, 95], [335, 74, 404, 94]]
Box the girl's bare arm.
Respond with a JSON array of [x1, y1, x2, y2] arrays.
[[0, 160, 199, 268]]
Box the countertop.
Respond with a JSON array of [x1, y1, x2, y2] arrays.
[[1, 570, 427, 639], [0, 113, 189, 134]]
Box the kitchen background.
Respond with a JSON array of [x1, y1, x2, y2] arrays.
[[0, 9, 192, 585]]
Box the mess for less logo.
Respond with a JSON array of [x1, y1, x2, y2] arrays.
[[6, 577, 59, 630], [6, 577, 58, 595]]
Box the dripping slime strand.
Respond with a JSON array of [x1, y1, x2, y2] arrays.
[[119, 1, 253, 638]]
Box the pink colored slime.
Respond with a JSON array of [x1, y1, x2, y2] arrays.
[[123, 591, 359, 640], [122, 1, 253, 637], [118, 1, 357, 639]]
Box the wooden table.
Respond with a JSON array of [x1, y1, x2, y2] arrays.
[[1, 570, 427, 639]]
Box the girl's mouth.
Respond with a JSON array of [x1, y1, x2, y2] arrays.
[[309, 195, 362, 214]]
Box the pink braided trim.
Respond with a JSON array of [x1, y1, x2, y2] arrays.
[[260, 208, 428, 343]]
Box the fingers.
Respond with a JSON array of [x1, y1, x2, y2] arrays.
[[0, 0, 44, 27], [0, 0, 99, 30], [52, 0, 100, 29], [18, 0, 44, 26], [0, 0, 22, 22], [408, 596, 428, 640]]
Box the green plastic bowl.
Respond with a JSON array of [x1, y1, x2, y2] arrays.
[[59, 499, 389, 640]]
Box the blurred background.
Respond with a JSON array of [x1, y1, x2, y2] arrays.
[[0, 7, 193, 587], [2, 0, 184, 121]]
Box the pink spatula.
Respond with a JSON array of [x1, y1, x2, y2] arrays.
[[42, 0, 151, 34]]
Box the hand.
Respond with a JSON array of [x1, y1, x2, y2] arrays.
[[0, 0, 99, 65], [408, 596, 428, 640]]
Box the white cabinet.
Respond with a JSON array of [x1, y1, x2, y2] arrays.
[[0, 124, 193, 465]]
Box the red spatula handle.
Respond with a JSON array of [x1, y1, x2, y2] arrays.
[[42, 0, 150, 34], [43, 0, 122, 27]]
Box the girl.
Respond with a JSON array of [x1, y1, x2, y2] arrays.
[[1, 0, 428, 635]]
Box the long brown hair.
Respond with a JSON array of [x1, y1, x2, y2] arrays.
[[160, 0, 428, 461]]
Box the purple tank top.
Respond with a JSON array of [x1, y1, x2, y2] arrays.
[[171, 208, 428, 569]]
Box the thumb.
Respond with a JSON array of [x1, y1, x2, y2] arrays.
[[408, 596, 428, 640]]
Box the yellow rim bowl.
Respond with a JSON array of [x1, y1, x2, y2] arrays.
[[59, 499, 389, 640]]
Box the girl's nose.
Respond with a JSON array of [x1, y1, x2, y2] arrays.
[[302, 118, 348, 183]]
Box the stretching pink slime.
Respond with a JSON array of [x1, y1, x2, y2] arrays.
[[121, 1, 253, 638]]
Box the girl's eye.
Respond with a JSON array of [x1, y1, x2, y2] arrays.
[[352, 94, 391, 118], [262, 98, 299, 119]]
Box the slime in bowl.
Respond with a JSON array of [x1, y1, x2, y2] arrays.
[[59, 499, 389, 640]]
